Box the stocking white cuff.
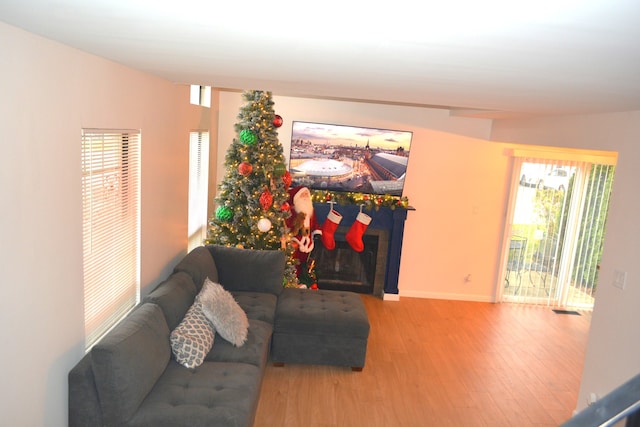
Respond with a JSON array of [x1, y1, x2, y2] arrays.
[[355, 212, 372, 225], [326, 209, 343, 224]]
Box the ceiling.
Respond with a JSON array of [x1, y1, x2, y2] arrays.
[[2, 0, 640, 118]]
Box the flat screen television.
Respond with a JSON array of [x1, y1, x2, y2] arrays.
[[288, 121, 413, 196]]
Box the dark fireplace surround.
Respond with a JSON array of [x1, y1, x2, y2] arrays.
[[311, 203, 411, 298]]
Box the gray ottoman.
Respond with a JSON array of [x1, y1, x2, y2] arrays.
[[271, 288, 370, 371]]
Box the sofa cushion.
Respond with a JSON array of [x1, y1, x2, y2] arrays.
[[205, 319, 272, 366], [91, 303, 170, 426], [173, 246, 218, 291], [206, 245, 285, 295], [127, 361, 262, 427], [275, 288, 370, 337], [144, 271, 197, 330], [200, 278, 249, 347], [231, 291, 278, 324]]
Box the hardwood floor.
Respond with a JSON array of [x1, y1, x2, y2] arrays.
[[254, 295, 591, 427]]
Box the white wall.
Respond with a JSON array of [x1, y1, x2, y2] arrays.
[[0, 23, 214, 426], [491, 112, 640, 411], [216, 91, 511, 301]]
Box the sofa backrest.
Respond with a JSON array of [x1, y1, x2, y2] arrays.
[[172, 245, 218, 291], [68, 351, 103, 427], [144, 271, 198, 330], [206, 245, 286, 296], [91, 303, 171, 426]]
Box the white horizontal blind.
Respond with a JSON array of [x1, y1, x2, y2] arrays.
[[188, 131, 210, 251], [82, 129, 140, 350]]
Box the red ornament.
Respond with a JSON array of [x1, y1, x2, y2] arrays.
[[282, 170, 292, 189], [273, 114, 283, 128], [310, 283, 318, 290], [259, 189, 273, 211], [325, 193, 332, 202], [238, 162, 252, 176], [281, 201, 290, 212]]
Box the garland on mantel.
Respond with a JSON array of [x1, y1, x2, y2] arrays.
[[310, 189, 410, 210]]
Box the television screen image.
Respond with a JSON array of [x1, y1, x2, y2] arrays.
[[289, 121, 413, 196]]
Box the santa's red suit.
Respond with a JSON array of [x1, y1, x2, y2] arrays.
[[286, 186, 321, 277]]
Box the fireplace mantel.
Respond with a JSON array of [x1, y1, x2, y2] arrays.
[[313, 203, 413, 299]]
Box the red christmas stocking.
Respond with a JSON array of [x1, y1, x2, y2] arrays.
[[321, 209, 343, 250], [346, 212, 372, 252]]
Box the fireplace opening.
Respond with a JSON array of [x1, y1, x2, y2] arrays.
[[312, 203, 410, 296], [310, 229, 387, 296]]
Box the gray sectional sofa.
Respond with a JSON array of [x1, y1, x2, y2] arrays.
[[69, 244, 370, 427]]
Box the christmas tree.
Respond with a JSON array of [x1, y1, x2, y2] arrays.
[[205, 90, 298, 286]]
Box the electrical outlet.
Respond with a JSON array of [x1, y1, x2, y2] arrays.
[[613, 270, 627, 290]]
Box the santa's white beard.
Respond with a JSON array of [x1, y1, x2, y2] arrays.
[[294, 194, 313, 228]]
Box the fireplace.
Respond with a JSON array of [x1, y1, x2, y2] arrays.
[[311, 228, 388, 296], [312, 203, 411, 298]]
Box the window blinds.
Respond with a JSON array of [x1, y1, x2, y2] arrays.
[[188, 131, 210, 251], [505, 156, 615, 308], [81, 129, 140, 350]]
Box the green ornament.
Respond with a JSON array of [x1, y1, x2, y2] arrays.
[[273, 162, 287, 177], [215, 206, 233, 222], [239, 129, 257, 146]]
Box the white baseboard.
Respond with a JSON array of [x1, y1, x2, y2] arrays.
[[383, 293, 400, 301], [398, 290, 496, 303]]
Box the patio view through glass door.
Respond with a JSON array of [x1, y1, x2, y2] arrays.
[[500, 157, 615, 309]]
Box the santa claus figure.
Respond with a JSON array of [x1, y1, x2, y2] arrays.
[[286, 186, 321, 277]]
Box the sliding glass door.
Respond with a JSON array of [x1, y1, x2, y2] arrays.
[[499, 156, 615, 308]]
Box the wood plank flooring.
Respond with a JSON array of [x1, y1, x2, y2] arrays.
[[254, 295, 591, 427]]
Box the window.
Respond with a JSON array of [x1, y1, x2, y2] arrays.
[[188, 131, 210, 251], [82, 129, 140, 350], [190, 85, 211, 108]]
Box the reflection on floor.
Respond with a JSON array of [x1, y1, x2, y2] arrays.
[[504, 270, 595, 307]]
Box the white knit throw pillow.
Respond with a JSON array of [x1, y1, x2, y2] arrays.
[[200, 278, 249, 347]]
